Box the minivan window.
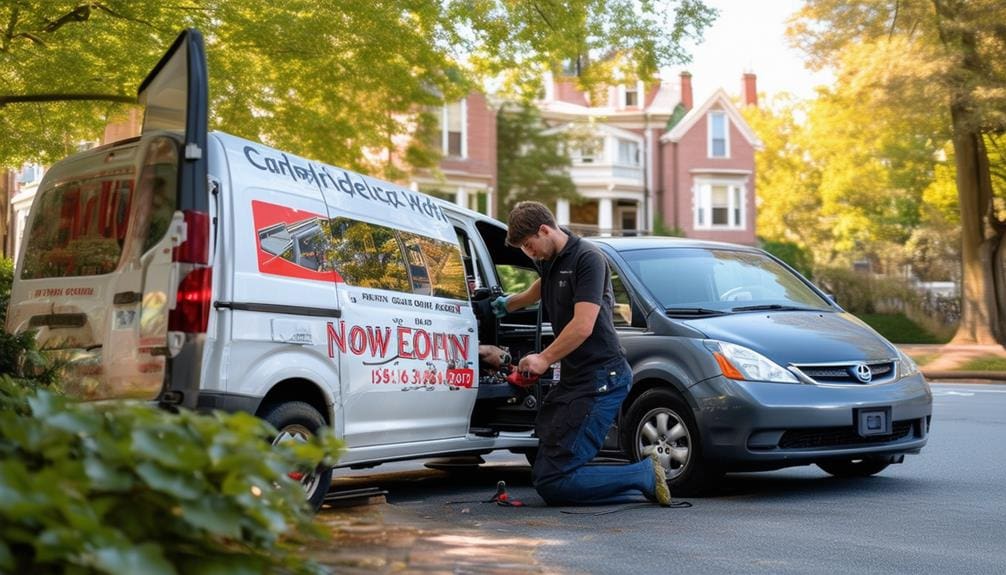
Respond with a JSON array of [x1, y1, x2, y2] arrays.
[[21, 173, 135, 279], [621, 248, 831, 311]]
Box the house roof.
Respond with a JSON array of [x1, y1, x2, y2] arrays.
[[537, 79, 681, 120], [660, 88, 763, 149]]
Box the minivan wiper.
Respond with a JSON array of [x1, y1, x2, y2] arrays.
[[730, 304, 819, 313], [665, 307, 728, 317]]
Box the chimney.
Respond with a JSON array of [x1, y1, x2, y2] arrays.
[[743, 72, 758, 107], [679, 71, 693, 110]]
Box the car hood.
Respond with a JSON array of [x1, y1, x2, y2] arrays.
[[681, 311, 899, 364]]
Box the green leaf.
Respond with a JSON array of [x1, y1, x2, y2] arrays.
[[178, 496, 245, 540], [0, 541, 13, 572], [135, 462, 205, 500], [86, 543, 176, 575], [84, 455, 134, 492]]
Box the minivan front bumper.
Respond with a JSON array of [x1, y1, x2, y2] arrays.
[[690, 373, 932, 470]]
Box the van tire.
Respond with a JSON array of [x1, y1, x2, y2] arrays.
[[261, 401, 332, 512], [622, 388, 719, 496]]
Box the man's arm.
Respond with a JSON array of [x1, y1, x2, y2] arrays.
[[504, 278, 541, 312], [517, 301, 600, 376]]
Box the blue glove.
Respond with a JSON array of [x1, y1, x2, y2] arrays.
[[490, 295, 510, 318]]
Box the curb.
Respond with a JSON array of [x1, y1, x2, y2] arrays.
[[922, 370, 1006, 381]]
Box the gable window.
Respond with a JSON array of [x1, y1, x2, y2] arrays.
[[624, 85, 638, 107], [694, 180, 745, 230], [708, 110, 729, 158], [442, 100, 467, 158]]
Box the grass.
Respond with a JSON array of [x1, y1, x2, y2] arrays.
[[907, 353, 938, 367], [859, 313, 950, 344], [959, 355, 1006, 371]]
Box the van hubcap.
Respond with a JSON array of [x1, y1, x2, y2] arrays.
[[637, 408, 690, 479], [273, 424, 321, 496]]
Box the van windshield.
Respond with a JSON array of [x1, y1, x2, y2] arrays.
[[20, 136, 179, 280]]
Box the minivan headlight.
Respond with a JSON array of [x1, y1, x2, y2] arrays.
[[704, 340, 799, 383], [897, 348, 920, 378]]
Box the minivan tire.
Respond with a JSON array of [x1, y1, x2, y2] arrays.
[[261, 401, 333, 511], [623, 388, 717, 496], [817, 457, 891, 478]]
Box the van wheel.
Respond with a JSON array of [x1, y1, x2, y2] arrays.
[[817, 458, 891, 478], [623, 388, 718, 496], [261, 401, 332, 512]]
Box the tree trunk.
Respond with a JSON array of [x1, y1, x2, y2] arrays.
[[950, 118, 1001, 344]]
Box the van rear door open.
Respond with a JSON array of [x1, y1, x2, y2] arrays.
[[5, 29, 211, 402]]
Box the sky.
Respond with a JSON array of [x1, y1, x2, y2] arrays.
[[675, 0, 834, 104]]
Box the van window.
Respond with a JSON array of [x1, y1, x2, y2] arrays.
[[328, 218, 410, 292], [138, 137, 180, 254], [401, 231, 469, 301], [21, 174, 135, 279], [496, 264, 538, 294]]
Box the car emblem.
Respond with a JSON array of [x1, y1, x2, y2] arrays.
[[851, 362, 873, 383]]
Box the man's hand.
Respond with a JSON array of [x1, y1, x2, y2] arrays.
[[490, 295, 510, 318], [517, 353, 551, 376], [478, 345, 510, 369]]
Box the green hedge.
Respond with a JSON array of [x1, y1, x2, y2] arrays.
[[0, 378, 341, 574], [1, 259, 342, 573]]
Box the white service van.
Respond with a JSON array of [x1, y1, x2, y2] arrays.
[[5, 29, 545, 509]]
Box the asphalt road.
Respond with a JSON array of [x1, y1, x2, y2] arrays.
[[330, 382, 1006, 574]]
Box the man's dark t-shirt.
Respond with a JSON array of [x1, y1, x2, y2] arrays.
[[535, 230, 623, 385]]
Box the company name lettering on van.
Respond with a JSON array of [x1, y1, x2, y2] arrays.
[[359, 292, 462, 314], [326, 321, 470, 362], [244, 146, 448, 223], [33, 287, 95, 298]]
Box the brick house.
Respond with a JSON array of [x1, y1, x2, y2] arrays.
[[422, 71, 763, 242], [533, 70, 763, 243]]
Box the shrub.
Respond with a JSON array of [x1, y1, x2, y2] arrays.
[[1, 258, 59, 384], [0, 377, 341, 574]]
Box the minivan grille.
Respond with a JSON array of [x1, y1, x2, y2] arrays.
[[791, 360, 897, 385], [779, 421, 913, 449]]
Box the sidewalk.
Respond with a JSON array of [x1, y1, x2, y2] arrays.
[[306, 500, 551, 574], [896, 343, 1006, 381]]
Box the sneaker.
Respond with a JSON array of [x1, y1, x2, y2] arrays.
[[650, 455, 672, 507]]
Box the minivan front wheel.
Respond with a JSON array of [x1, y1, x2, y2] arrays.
[[623, 388, 715, 496], [261, 401, 333, 511], [817, 457, 891, 478]]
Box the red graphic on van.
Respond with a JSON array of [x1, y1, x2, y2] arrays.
[[252, 200, 342, 282]]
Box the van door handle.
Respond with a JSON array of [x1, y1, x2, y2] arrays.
[[113, 291, 142, 305]]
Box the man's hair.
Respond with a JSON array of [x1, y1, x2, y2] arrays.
[[506, 201, 557, 247]]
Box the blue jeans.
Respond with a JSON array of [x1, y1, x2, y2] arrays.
[[532, 357, 656, 506]]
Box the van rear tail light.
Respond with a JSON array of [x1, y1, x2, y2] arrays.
[[169, 267, 212, 333], [173, 210, 209, 264]]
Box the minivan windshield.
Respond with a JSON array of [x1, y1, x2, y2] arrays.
[[619, 247, 832, 313]]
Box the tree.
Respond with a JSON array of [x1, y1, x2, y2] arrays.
[[1, 1, 716, 175], [495, 101, 578, 216], [790, 0, 1006, 343]]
